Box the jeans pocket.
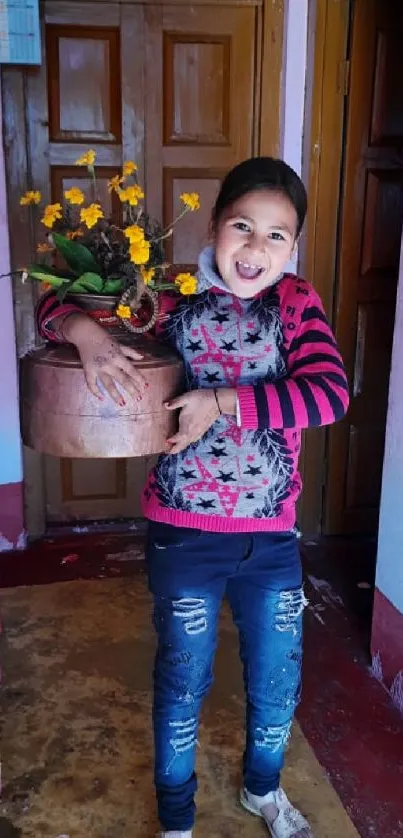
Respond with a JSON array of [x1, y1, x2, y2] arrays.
[[147, 521, 202, 550]]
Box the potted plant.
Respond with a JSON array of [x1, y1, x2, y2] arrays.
[[17, 151, 201, 459], [20, 149, 199, 334]]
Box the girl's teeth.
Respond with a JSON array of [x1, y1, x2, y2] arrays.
[[236, 261, 263, 280]]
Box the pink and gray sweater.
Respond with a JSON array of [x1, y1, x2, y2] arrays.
[[37, 246, 349, 533]]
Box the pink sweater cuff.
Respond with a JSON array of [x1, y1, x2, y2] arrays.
[[236, 385, 258, 429], [41, 303, 81, 342]]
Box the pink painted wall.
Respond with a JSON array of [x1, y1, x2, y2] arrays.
[[0, 88, 25, 551], [371, 231, 403, 703]]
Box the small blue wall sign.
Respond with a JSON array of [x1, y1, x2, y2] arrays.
[[0, 0, 41, 65]]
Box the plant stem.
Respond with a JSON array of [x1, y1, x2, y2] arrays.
[[0, 270, 25, 279], [100, 232, 113, 252], [154, 207, 190, 242], [90, 166, 100, 204]]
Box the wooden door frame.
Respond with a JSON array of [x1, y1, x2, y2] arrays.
[[298, 0, 350, 536], [3, 0, 284, 539]]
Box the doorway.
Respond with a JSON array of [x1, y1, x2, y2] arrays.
[[299, 0, 403, 649], [325, 0, 403, 536], [303, 0, 403, 539]]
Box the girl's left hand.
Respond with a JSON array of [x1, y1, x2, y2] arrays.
[[164, 390, 220, 455]]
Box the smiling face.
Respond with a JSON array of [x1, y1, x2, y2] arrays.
[[213, 189, 298, 299]]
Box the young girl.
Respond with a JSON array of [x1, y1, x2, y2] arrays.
[[37, 158, 349, 838]]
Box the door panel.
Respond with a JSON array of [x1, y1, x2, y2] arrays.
[[46, 26, 122, 143], [3, 0, 260, 526], [44, 454, 157, 521], [324, 0, 403, 533], [145, 5, 256, 268]]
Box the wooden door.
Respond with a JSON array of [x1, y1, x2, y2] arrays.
[[143, 4, 255, 265], [324, 0, 403, 534], [2, 0, 270, 530]]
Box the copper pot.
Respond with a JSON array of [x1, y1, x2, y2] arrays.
[[20, 294, 184, 458]]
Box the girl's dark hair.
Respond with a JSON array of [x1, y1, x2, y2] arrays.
[[212, 157, 307, 238]]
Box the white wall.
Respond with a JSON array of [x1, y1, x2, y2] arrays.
[[376, 233, 403, 614], [282, 0, 308, 176], [281, 0, 308, 273], [0, 90, 23, 487]]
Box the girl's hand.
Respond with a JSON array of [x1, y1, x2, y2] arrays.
[[62, 313, 147, 405], [79, 335, 147, 405], [164, 389, 224, 455]]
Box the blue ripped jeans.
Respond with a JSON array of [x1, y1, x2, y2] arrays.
[[146, 522, 306, 832]]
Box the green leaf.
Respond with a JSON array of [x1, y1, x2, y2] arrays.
[[70, 272, 104, 293], [103, 278, 124, 295], [66, 281, 87, 293], [28, 264, 71, 288], [53, 232, 99, 275], [56, 284, 71, 303]]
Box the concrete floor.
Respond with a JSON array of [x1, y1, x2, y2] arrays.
[[0, 575, 360, 838]]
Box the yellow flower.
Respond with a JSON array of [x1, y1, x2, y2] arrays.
[[20, 190, 41, 206], [116, 304, 132, 320], [129, 240, 150, 265], [123, 161, 138, 178], [36, 242, 54, 253], [41, 203, 63, 229], [124, 224, 145, 244], [64, 186, 85, 205], [66, 230, 83, 239], [80, 203, 104, 229], [75, 149, 96, 167], [175, 273, 197, 286], [141, 267, 155, 285], [108, 175, 124, 193], [175, 272, 198, 295], [180, 192, 200, 212], [119, 185, 144, 206], [179, 278, 198, 295]]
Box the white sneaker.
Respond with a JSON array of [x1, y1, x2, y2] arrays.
[[240, 787, 312, 837], [160, 831, 193, 838]]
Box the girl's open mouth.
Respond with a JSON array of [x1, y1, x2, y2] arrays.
[[235, 260, 265, 281]]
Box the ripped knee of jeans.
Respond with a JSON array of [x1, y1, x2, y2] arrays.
[[275, 587, 308, 636], [172, 597, 208, 635], [165, 716, 198, 773], [169, 716, 198, 753], [254, 720, 293, 752]]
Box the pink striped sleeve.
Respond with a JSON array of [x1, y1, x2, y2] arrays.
[[283, 379, 309, 427], [283, 378, 338, 426], [262, 383, 283, 427], [236, 280, 349, 430], [36, 292, 82, 342]]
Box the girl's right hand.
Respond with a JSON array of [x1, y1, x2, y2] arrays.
[[61, 313, 147, 406]]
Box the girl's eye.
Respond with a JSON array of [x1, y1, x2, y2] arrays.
[[269, 231, 286, 242], [233, 221, 251, 233]]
